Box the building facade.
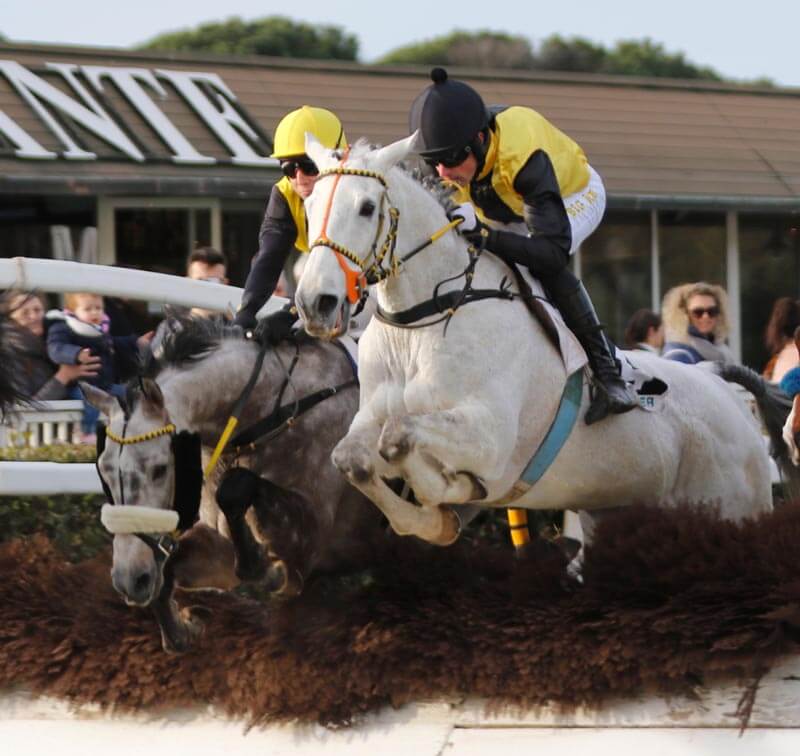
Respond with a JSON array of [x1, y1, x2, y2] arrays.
[[1, 42, 798, 368]]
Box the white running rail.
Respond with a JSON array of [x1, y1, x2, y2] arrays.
[[1, 257, 286, 496]]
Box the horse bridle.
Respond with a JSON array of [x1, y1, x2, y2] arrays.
[[97, 419, 203, 562], [310, 158, 516, 330], [310, 153, 463, 310]]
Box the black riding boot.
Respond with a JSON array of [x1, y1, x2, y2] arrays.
[[546, 276, 638, 425]]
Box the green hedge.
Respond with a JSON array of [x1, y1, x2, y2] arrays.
[[0, 443, 96, 463], [1, 443, 107, 562]]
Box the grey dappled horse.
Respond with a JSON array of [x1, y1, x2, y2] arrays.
[[84, 317, 385, 652]]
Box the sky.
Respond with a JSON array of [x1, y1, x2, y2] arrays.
[[2, 0, 798, 87]]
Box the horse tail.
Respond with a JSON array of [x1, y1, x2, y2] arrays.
[[712, 361, 800, 500]]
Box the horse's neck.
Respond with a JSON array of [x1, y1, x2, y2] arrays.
[[376, 173, 471, 313], [157, 347, 241, 440]]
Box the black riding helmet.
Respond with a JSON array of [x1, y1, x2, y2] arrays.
[[409, 67, 489, 166]]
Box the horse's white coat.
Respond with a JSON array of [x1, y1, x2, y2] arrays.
[[295, 136, 772, 545]]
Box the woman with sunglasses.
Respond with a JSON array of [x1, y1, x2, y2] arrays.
[[234, 106, 347, 331], [661, 282, 735, 364], [408, 68, 636, 425]]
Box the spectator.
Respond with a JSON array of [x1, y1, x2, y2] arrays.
[[1, 290, 100, 400], [661, 282, 734, 365], [46, 292, 151, 440], [762, 296, 800, 383], [186, 246, 230, 319], [779, 326, 800, 397], [623, 309, 664, 354]]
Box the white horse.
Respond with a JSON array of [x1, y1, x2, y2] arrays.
[[295, 136, 772, 546]]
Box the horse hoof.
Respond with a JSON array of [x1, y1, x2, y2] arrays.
[[433, 506, 461, 547], [160, 608, 205, 654]]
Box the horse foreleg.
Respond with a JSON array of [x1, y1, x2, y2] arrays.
[[150, 552, 205, 654], [377, 404, 513, 507], [333, 425, 461, 545]]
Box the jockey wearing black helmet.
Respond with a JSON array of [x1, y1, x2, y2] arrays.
[[409, 67, 637, 425]]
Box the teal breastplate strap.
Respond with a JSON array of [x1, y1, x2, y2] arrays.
[[520, 369, 583, 486]]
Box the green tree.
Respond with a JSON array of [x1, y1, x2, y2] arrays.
[[602, 38, 722, 80], [378, 30, 535, 69], [138, 15, 358, 61], [537, 35, 608, 73], [379, 31, 728, 82]]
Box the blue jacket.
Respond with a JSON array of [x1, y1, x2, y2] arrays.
[[46, 311, 138, 389]]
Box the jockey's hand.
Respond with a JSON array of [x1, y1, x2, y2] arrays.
[[233, 309, 257, 332], [254, 306, 298, 346], [448, 203, 490, 249]]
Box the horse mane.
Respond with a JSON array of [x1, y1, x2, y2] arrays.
[[141, 315, 244, 380]]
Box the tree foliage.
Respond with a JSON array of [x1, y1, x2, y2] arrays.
[[379, 31, 727, 82], [138, 15, 358, 61], [380, 31, 535, 69]]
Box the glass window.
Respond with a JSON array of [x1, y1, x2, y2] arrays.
[[222, 209, 264, 287], [739, 213, 800, 371], [580, 211, 652, 344], [115, 208, 190, 275], [658, 210, 726, 296]]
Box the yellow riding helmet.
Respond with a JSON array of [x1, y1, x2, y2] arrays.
[[271, 106, 347, 159]]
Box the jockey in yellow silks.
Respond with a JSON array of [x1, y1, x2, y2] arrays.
[[408, 68, 637, 425], [234, 106, 347, 331]]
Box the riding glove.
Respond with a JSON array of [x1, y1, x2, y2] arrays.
[[448, 203, 491, 249], [254, 305, 299, 346]]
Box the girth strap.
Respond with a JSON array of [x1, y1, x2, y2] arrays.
[[375, 287, 515, 327], [229, 378, 358, 449]]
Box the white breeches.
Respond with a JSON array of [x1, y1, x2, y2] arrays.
[[564, 165, 606, 254]]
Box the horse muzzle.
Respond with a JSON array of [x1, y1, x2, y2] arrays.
[[111, 535, 164, 606], [296, 291, 350, 340]]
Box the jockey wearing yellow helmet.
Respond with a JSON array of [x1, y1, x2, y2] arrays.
[[409, 68, 636, 425], [234, 106, 347, 330]]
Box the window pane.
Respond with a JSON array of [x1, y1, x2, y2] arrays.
[[739, 213, 800, 370], [580, 211, 652, 344], [192, 209, 211, 249], [115, 208, 189, 275], [222, 209, 264, 287], [658, 211, 726, 295]]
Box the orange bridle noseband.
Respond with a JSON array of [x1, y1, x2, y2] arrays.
[[310, 150, 399, 305]]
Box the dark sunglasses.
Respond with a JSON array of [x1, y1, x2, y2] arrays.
[[689, 306, 720, 318], [423, 145, 472, 169], [280, 158, 319, 179]]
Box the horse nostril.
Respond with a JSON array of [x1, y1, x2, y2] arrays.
[[315, 294, 339, 319], [133, 571, 152, 596]]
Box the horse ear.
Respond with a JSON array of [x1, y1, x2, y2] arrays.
[[372, 133, 418, 172], [305, 132, 330, 171], [79, 382, 116, 418], [139, 377, 164, 410]]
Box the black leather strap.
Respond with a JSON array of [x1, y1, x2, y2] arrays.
[[375, 287, 514, 326], [230, 378, 358, 449]]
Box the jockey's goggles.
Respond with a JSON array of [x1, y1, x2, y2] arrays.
[[423, 144, 473, 169], [280, 157, 319, 179]]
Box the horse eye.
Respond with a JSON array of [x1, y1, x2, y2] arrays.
[[152, 464, 168, 481], [359, 199, 376, 218]]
